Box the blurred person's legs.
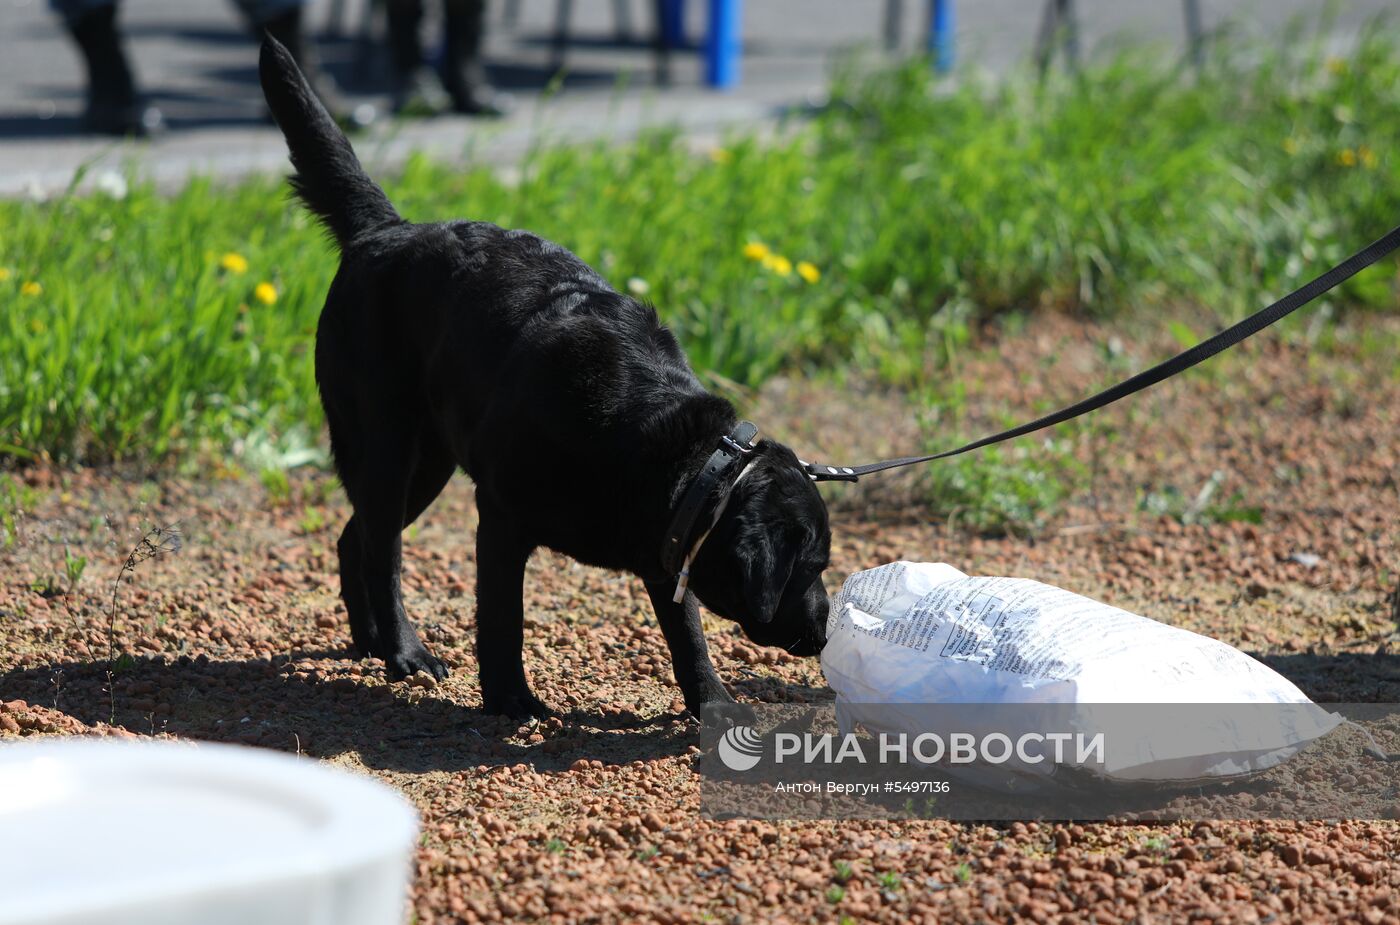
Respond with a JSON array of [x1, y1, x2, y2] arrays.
[[386, 0, 449, 114], [441, 0, 503, 115], [50, 0, 162, 135], [387, 0, 502, 116]]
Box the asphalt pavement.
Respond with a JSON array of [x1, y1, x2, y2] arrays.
[[0, 0, 1392, 195]]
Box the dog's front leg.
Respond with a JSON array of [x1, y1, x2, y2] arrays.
[[644, 582, 753, 726], [474, 499, 550, 719]]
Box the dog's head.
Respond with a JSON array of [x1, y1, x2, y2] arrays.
[[687, 441, 831, 656]]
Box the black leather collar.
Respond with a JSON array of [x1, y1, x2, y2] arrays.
[[660, 421, 759, 580]]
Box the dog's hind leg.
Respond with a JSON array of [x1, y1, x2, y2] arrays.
[[335, 439, 453, 661], [341, 431, 455, 681], [401, 438, 456, 529], [474, 494, 549, 718], [327, 403, 382, 659], [336, 515, 379, 656]]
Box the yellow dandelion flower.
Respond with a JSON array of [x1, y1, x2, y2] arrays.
[[253, 282, 278, 305], [220, 252, 249, 274], [1282, 137, 1299, 156], [743, 241, 770, 261], [20, 281, 42, 297], [709, 148, 733, 165], [1337, 148, 1357, 167], [1325, 57, 1347, 76], [1359, 145, 1377, 169], [796, 261, 821, 284], [0, 268, 10, 282], [769, 255, 793, 277]]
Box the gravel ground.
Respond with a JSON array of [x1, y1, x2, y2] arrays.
[[2, 312, 1397, 923]]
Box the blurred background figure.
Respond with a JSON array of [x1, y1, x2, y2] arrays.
[[15, 0, 1392, 200], [50, 0, 347, 135], [386, 0, 505, 116]]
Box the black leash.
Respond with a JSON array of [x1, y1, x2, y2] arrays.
[[802, 222, 1400, 483], [660, 223, 1400, 587]]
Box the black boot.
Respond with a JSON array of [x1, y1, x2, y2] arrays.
[[441, 0, 506, 116], [66, 4, 162, 136], [258, 8, 362, 125], [387, 0, 449, 116]]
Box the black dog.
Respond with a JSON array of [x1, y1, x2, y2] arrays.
[[259, 37, 831, 722]]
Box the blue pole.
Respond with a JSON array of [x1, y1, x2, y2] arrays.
[[928, 0, 954, 73], [706, 0, 742, 89], [660, 0, 685, 48]]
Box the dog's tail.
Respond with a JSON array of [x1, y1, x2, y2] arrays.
[[258, 36, 400, 248]]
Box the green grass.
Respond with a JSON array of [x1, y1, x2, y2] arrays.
[[1136, 471, 1264, 526], [4, 19, 1400, 467], [0, 474, 40, 547], [920, 439, 1081, 536]]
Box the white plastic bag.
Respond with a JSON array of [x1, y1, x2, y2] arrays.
[[821, 561, 1342, 784]]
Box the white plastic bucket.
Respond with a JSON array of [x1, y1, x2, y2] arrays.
[[0, 739, 419, 925]]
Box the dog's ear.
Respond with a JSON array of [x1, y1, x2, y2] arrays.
[[740, 531, 797, 624]]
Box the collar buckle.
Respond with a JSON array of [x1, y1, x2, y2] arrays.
[[721, 421, 760, 457], [721, 433, 756, 456]]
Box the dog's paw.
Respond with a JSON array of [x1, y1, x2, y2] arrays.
[[483, 689, 553, 721], [695, 699, 757, 728], [385, 646, 449, 682]]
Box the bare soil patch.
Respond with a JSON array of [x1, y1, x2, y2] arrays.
[[2, 314, 1397, 923]]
